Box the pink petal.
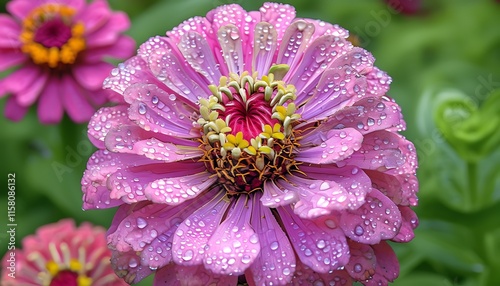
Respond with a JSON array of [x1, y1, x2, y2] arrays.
[[85, 11, 130, 48], [252, 22, 278, 77], [340, 188, 402, 244], [169, 16, 214, 45], [299, 64, 367, 121], [0, 15, 22, 48], [295, 128, 363, 165], [72, 61, 114, 90], [15, 70, 47, 106], [108, 196, 209, 254], [147, 45, 210, 104], [4, 96, 29, 122], [0, 49, 26, 72], [88, 105, 130, 149], [104, 125, 202, 160], [111, 249, 154, 285], [204, 196, 260, 275], [305, 19, 349, 40], [364, 242, 399, 285], [142, 170, 216, 205], [259, 2, 296, 41], [178, 32, 222, 84], [276, 20, 315, 68], [124, 83, 199, 138], [346, 131, 418, 174], [292, 262, 353, 285], [217, 24, 244, 74], [154, 264, 237, 286], [83, 35, 135, 63], [76, 0, 112, 34], [391, 206, 418, 242], [330, 96, 405, 135], [6, 0, 36, 19], [171, 190, 230, 266], [344, 240, 376, 281], [366, 170, 419, 206], [249, 195, 296, 285], [103, 56, 159, 96], [206, 4, 253, 71], [365, 67, 392, 97], [299, 165, 372, 210], [284, 176, 350, 219], [278, 205, 350, 273], [261, 179, 299, 208], [37, 75, 64, 124], [81, 150, 153, 210], [286, 35, 351, 104], [60, 75, 96, 123], [2, 64, 42, 94]]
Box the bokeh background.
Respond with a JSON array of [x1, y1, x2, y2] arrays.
[[1, 0, 499, 285]]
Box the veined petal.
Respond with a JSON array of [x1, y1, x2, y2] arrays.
[[143, 171, 216, 205], [299, 65, 367, 121], [286, 35, 351, 103], [391, 206, 418, 242], [103, 56, 160, 96], [299, 165, 372, 210], [278, 205, 350, 273], [295, 128, 363, 165], [218, 24, 244, 74], [204, 196, 260, 275], [125, 83, 199, 138], [178, 32, 223, 84], [252, 22, 278, 77], [346, 131, 418, 174], [249, 194, 296, 285], [276, 20, 315, 69], [104, 125, 202, 161], [111, 249, 154, 285], [259, 2, 296, 40], [365, 66, 392, 97], [154, 264, 237, 286], [261, 179, 299, 208], [88, 105, 130, 149], [284, 176, 350, 219], [366, 170, 419, 206], [172, 190, 230, 266], [364, 242, 400, 285], [340, 189, 402, 244], [328, 96, 405, 135], [344, 240, 376, 281]]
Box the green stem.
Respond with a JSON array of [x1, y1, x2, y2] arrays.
[[467, 161, 478, 211]]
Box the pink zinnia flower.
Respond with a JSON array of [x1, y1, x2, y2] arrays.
[[1, 219, 128, 286], [0, 0, 135, 123], [82, 3, 419, 285]]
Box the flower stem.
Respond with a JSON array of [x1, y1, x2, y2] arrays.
[[467, 161, 478, 211]]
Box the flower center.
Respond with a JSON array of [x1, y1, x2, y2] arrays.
[[45, 259, 92, 286], [198, 65, 302, 195], [19, 4, 86, 68]]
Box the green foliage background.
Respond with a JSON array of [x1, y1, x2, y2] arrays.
[[1, 0, 499, 285]]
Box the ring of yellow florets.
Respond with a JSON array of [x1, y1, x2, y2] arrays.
[[198, 65, 302, 195], [19, 4, 86, 68]]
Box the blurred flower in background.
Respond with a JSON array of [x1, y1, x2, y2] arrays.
[[384, 0, 422, 15], [1, 219, 127, 286], [0, 0, 135, 123], [82, 2, 418, 285]]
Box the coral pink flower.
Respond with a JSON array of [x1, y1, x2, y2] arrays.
[[82, 2, 419, 285], [1, 219, 128, 286], [0, 0, 135, 123]]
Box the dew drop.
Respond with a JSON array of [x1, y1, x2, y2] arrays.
[[354, 225, 364, 236], [136, 217, 148, 229], [138, 103, 147, 115], [182, 250, 194, 261], [270, 241, 279, 251], [354, 263, 363, 273]]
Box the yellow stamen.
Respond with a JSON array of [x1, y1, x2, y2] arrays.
[[77, 275, 93, 286], [46, 260, 60, 277]]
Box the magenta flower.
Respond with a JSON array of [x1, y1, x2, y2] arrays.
[[82, 2, 419, 285], [1, 219, 128, 286], [0, 0, 134, 123]]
